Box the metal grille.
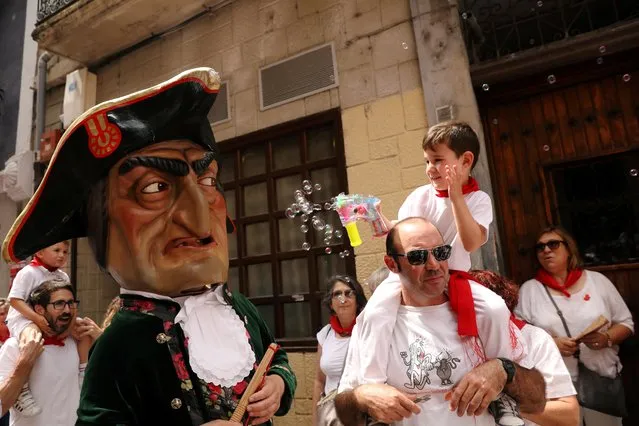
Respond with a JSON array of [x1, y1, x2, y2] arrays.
[[37, 0, 78, 23], [260, 43, 338, 110], [208, 82, 229, 125], [460, 0, 639, 65]]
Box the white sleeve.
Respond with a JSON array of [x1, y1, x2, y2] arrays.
[[0, 340, 20, 382], [397, 188, 423, 220], [316, 324, 331, 346], [468, 192, 493, 242], [472, 282, 527, 363], [524, 326, 576, 399], [7, 267, 38, 301], [594, 272, 634, 333]]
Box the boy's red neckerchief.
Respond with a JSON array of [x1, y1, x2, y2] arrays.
[[435, 177, 479, 198], [30, 256, 58, 272]]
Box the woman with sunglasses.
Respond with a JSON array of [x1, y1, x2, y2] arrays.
[[515, 226, 634, 426], [312, 275, 367, 426]]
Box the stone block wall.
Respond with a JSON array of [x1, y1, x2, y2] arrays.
[[40, 0, 434, 421]]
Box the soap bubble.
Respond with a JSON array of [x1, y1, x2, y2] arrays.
[[312, 216, 326, 231], [547, 74, 556, 84], [291, 203, 301, 214], [324, 237, 332, 245], [301, 213, 309, 222], [324, 202, 334, 210], [294, 190, 304, 201], [630, 169, 638, 177], [334, 229, 343, 239], [325, 224, 333, 233], [325, 247, 332, 254], [302, 242, 311, 251], [301, 202, 313, 214], [342, 250, 350, 257], [285, 208, 296, 219], [313, 204, 322, 211], [339, 251, 346, 258], [302, 180, 313, 194], [599, 45, 606, 54], [596, 57, 603, 65], [482, 83, 489, 91], [300, 224, 309, 233], [543, 144, 550, 152], [314, 183, 322, 191], [401, 42, 408, 50], [537, 1, 543, 6], [623, 74, 631, 82]]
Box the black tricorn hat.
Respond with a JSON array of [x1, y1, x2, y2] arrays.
[[3, 67, 227, 262]]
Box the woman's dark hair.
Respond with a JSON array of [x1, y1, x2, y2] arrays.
[[322, 275, 367, 315]]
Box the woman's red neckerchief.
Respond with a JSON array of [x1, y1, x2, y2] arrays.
[[510, 314, 527, 330], [535, 268, 583, 297], [329, 315, 356, 337], [435, 177, 480, 198], [448, 270, 478, 337], [30, 256, 58, 272]]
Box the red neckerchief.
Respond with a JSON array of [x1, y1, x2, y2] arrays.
[[447, 270, 478, 337], [535, 268, 583, 297], [0, 325, 10, 343], [510, 314, 527, 330], [435, 177, 479, 198], [329, 315, 356, 337], [30, 256, 58, 273], [43, 336, 65, 346]]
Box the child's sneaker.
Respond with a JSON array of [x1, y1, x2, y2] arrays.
[[489, 393, 524, 426], [13, 384, 41, 417]]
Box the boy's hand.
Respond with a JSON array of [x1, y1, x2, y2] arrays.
[[74, 317, 103, 342], [445, 165, 465, 201]]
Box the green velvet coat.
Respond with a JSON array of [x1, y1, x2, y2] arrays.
[[76, 288, 296, 425]]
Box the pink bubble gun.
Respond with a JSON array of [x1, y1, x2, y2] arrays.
[[334, 193, 389, 247]]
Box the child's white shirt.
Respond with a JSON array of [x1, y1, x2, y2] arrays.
[[398, 184, 493, 271], [6, 264, 69, 336]]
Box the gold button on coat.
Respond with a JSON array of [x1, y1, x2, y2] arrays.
[[170, 398, 182, 409], [156, 333, 170, 344]]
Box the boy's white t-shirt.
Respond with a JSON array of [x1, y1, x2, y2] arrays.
[[385, 304, 495, 426], [0, 336, 81, 426], [515, 270, 634, 380], [398, 184, 493, 271], [520, 324, 576, 426], [6, 264, 69, 336], [316, 324, 350, 395]]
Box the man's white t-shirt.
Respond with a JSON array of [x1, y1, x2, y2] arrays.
[[398, 185, 493, 271], [520, 324, 576, 426], [515, 270, 634, 379], [316, 324, 350, 395], [7, 265, 69, 337], [386, 304, 495, 426], [0, 337, 81, 426]]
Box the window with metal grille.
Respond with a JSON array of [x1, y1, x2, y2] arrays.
[[218, 109, 355, 351], [548, 149, 639, 266]]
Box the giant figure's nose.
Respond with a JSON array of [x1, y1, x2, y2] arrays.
[[172, 179, 211, 238]]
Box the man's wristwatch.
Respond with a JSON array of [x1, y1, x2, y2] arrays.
[[498, 358, 516, 384]]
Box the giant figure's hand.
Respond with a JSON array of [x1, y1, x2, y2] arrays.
[[445, 358, 506, 417], [246, 374, 285, 425], [353, 383, 420, 423]]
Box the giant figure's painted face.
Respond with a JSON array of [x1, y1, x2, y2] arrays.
[[105, 140, 229, 295]]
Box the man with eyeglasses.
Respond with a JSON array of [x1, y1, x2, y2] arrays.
[[335, 217, 547, 426], [0, 279, 100, 425]]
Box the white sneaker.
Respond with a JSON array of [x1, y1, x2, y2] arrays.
[[490, 393, 524, 426], [13, 384, 41, 417]]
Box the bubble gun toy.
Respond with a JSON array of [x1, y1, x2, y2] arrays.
[[334, 193, 388, 247]]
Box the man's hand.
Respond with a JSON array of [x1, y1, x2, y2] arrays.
[[16, 339, 44, 371], [553, 337, 578, 356], [445, 359, 506, 417], [246, 374, 285, 425], [445, 165, 465, 201], [353, 383, 420, 423], [19, 322, 45, 349], [579, 331, 608, 351]]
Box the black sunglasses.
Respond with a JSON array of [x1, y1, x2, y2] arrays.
[[393, 244, 452, 265], [535, 240, 565, 252]]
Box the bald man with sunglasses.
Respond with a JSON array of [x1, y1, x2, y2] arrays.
[[335, 217, 546, 426]]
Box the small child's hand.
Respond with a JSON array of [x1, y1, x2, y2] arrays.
[[34, 316, 54, 337], [445, 165, 464, 201]]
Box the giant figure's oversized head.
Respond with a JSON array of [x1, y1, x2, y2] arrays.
[[2, 68, 233, 296]]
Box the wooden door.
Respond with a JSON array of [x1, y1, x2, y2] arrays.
[[477, 49, 639, 424]]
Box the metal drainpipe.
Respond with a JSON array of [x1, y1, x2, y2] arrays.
[[35, 51, 52, 157]]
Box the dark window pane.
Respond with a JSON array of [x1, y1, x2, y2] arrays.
[[272, 134, 301, 170], [281, 258, 309, 295], [310, 168, 339, 201], [256, 304, 276, 335], [227, 266, 239, 292], [228, 233, 238, 259], [278, 218, 305, 252], [275, 174, 302, 211], [219, 154, 235, 184], [307, 125, 334, 161], [244, 182, 268, 216], [317, 254, 347, 289], [245, 222, 271, 256], [247, 263, 273, 297], [241, 146, 266, 177], [225, 190, 236, 219], [284, 302, 312, 337]]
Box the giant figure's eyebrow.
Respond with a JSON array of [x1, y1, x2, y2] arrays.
[[191, 152, 217, 176], [118, 156, 190, 176]]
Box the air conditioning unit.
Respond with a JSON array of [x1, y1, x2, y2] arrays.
[[62, 68, 97, 129], [39, 129, 62, 164], [0, 151, 35, 202]]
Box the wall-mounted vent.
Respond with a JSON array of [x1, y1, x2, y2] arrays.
[[208, 81, 230, 125], [259, 43, 338, 111], [436, 105, 454, 123]]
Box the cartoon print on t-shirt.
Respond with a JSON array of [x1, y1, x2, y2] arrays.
[[400, 337, 434, 389], [435, 350, 461, 385], [400, 338, 461, 389]]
